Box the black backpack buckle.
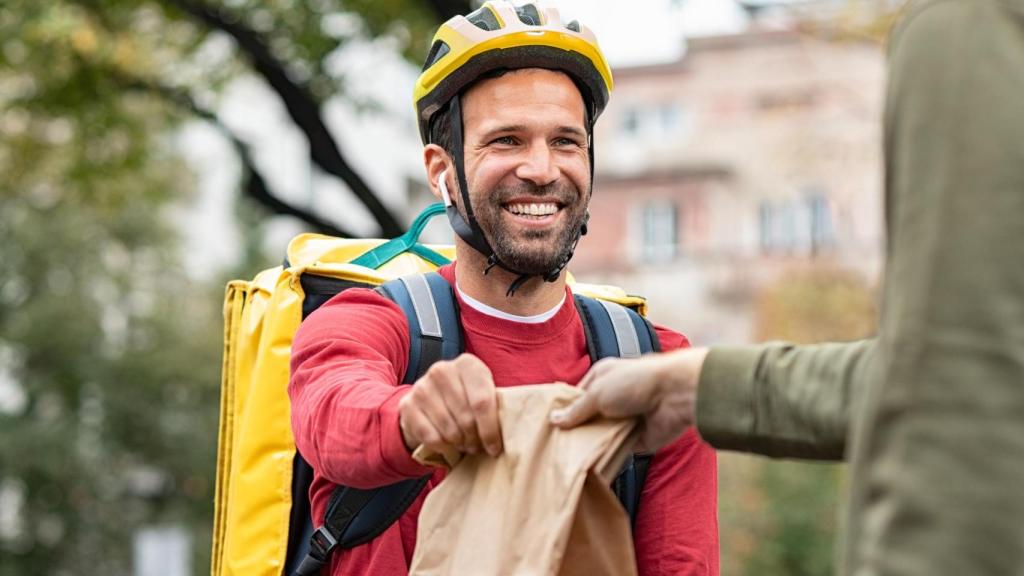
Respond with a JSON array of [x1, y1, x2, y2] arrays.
[[292, 526, 338, 576], [308, 526, 338, 560]]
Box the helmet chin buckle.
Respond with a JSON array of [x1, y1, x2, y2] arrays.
[[437, 169, 453, 207]]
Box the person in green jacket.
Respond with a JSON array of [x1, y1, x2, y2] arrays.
[[551, 1, 1024, 574]]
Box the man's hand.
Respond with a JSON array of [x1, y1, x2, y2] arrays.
[[398, 353, 503, 457], [549, 348, 709, 452]]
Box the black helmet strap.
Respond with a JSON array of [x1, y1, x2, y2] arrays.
[[446, 95, 496, 259]]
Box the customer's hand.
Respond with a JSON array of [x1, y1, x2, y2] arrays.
[[550, 348, 709, 452], [399, 353, 503, 457]]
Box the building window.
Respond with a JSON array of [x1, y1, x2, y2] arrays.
[[621, 107, 641, 136], [779, 202, 797, 250], [806, 192, 835, 253], [619, 102, 687, 142], [637, 200, 678, 263], [759, 202, 774, 251], [759, 200, 797, 253], [658, 102, 681, 134], [760, 190, 835, 256]]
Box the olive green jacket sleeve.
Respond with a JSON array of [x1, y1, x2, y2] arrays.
[[696, 340, 873, 461]]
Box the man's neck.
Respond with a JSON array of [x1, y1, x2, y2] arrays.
[[453, 241, 567, 317]]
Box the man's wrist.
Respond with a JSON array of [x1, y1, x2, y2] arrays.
[[658, 347, 707, 398]]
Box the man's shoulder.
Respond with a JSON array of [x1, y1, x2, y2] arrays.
[[290, 283, 416, 378], [298, 285, 409, 340]]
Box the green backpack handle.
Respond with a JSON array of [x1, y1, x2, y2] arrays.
[[350, 203, 452, 270]]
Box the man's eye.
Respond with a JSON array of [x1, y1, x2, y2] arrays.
[[555, 137, 583, 148], [490, 136, 517, 146]]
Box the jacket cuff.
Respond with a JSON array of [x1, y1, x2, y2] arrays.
[[378, 386, 433, 478], [695, 346, 763, 452]]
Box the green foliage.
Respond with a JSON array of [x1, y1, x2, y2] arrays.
[[0, 0, 450, 573], [754, 267, 877, 344], [0, 31, 220, 570], [740, 463, 842, 576], [0, 169, 216, 572]]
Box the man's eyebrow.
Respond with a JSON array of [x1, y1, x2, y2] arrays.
[[554, 126, 587, 138], [479, 125, 587, 137], [481, 124, 527, 135]]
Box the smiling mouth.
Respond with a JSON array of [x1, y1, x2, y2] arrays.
[[502, 201, 562, 219]]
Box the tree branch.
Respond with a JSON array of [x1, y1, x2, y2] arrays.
[[120, 76, 358, 239], [164, 0, 405, 237]]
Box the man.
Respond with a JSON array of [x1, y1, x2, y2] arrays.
[[553, 1, 1024, 574], [288, 2, 719, 575]]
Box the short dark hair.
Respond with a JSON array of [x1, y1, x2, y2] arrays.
[[427, 99, 454, 153]]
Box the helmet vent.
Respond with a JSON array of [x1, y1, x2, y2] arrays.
[[515, 4, 542, 26], [565, 20, 581, 33], [467, 6, 502, 31], [421, 40, 450, 71]]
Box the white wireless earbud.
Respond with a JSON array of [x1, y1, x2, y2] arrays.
[[437, 169, 453, 207]]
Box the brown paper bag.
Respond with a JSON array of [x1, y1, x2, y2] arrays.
[[409, 384, 639, 576]]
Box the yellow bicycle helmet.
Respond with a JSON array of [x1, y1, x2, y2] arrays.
[[414, 0, 614, 144]]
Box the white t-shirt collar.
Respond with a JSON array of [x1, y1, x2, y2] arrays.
[[455, 282, 566, 324]]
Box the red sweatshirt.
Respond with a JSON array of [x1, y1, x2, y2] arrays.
[[289, 264, 719, 575]]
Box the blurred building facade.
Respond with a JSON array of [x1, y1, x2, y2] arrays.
[[575, 25, 887, 345], [177, 3, 891, 346]]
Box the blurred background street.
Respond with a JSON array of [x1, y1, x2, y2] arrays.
[[0, 1, 903, 574]]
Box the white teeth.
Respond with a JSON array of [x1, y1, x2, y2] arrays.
[[508, 203, 556, 216]]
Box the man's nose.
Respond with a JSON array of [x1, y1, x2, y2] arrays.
[[514, 142, 559, 187]]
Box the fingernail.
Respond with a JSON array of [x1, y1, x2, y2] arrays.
[[550, 410, 565, 424], [486, 444, 500, 457]]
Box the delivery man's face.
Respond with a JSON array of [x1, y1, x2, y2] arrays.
[[459, 68, 591, 275]]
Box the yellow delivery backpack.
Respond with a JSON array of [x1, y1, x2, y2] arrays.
[[211, 204, 657, 576]]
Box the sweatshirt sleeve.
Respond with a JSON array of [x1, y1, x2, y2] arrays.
[[288, 288, 432, 488], [633, 326, 719, 576], [696, 339, 875, 460]]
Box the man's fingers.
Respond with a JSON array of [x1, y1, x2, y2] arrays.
[[402, 405, 443, 452], [470, 390, 502, 457], [416, 385, 466, 449], [459, 356, 502, 456], [435, 366, 481, 453], [549, 390, 598, 429], [424, 408, 464, 450]]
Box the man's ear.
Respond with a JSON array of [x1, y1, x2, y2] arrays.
[[423, 144, 455, 204]]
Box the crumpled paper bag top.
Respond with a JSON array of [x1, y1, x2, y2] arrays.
[[409, 383, 639, 576]]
